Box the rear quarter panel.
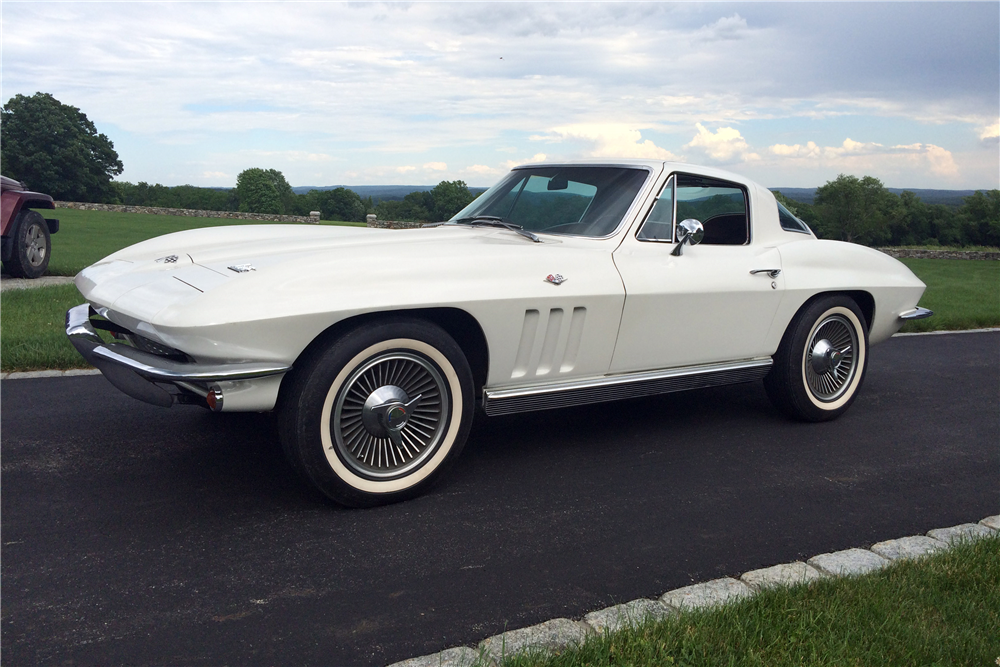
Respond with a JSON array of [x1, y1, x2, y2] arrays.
[[770, 240, 927, 347]]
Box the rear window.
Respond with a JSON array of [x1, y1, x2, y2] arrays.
[[777, 201, 813, 235]]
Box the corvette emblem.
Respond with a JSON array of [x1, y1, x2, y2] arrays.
[[155, 255, 178, 264], [228, 264, 256, 273], [545, 274, 566, 285]]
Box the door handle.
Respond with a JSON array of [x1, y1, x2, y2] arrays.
[[750, 269, 781, 278]]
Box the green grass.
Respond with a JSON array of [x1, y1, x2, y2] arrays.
[[1, 283, 87, 371], [897, 258, 1000, 333], [46, 207, 363, 276], [500, 535, 1000, 667]]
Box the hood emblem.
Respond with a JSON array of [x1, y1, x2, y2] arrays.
[[156, 255, 178, 264], [228, 264, 256, 273], [545, 273, 566, 285]]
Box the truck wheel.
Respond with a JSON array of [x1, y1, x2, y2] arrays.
[[764, 295, 869, 422], [279, 317, 474, 507], [4, 210, 51, 278]]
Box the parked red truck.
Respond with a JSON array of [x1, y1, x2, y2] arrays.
[[1, 175, 59, 278]]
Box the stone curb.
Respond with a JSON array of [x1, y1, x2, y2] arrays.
[[1, 369, 101, 380], [386, 516, 999, 667]]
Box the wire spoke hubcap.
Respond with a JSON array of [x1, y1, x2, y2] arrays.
[[805, 314, 858, 402], [333, 351, 449, 479]]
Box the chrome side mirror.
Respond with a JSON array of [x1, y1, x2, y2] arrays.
[[671, 219, 704, 256]]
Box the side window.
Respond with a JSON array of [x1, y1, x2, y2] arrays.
[[676, 175, 749, 245], [777, 201, 813, 235], [637, 176, 674, 241]]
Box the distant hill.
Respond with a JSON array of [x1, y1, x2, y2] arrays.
[[770, 187, 981, 208], [292, 184, 488, 201]]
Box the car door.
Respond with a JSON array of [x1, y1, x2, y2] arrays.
[[610, 172, 785, 373]]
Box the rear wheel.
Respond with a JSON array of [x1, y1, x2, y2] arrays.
[[4, 210, 50, 278], [279, 318, 474, 507], [764, 295, 869, 422]]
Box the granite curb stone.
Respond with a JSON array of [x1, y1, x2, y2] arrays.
[[479, 618, 591, 664], [926, 522, 996, 544], [583, 598, 675, 635], [1, 369, 101, 380], [869, 535, 948, 561], [387, 646, 488, 667], [740, 562, 823, 590], [807, 548, 890, 577], [979, 515, 1000, 530], [659, 577, 753, 610]]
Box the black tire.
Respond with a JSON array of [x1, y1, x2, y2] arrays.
[[4, 210, 51, 278], [278, 318, 475, 507], [764, 295, 869, 422]]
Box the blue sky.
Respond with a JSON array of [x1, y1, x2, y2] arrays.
[[3, 2, 998, 190]]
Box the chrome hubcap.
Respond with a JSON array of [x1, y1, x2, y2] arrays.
[[333, 351, 449, 479], [805, 315, 858, 402]]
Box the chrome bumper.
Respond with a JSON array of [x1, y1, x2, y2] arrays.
[[66, 304, 290, 409], [899, 307, 934, 321]]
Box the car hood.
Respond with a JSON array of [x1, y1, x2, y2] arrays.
[[75, 223, 614, 335]]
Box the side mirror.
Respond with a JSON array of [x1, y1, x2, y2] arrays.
[[671, 219, 704, 256]]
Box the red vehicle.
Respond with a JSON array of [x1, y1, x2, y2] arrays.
[[1, 175, 59, 278]]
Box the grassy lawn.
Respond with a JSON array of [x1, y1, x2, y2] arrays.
[[1, 284, 87, 372], [501, 534, 999, 667], [897, 258, 999, 333], [46, 207, 363, 276]]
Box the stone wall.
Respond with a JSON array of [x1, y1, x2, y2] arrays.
[[366, 219, 424, 229], [55, 201, 318, 224], [877, 248, 999, 261]]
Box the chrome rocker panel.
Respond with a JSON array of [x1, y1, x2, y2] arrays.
[[482, 358, 773, 416], [66, 303, 290, 409]]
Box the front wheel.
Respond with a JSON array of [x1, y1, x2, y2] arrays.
[[764, 295, 869, 422], [279, 318, 474, 507], [4, 210, 51, 278]]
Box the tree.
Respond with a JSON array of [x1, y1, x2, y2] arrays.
[[316, 187, 367, 222], [430, 180, 476, 221], [813, 174, 898, 246], [959, 190, 1000, 247], [235, 167, 286, 214], [1, 92, 123, 202]]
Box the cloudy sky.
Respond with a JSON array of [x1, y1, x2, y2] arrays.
[[3, 2, 998, 190]]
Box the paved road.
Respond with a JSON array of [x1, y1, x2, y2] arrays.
[[2, 332, 997, 666]]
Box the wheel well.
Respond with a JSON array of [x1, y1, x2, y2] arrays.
[[287, 308, 490, 400], [796, 290, 875, 332]]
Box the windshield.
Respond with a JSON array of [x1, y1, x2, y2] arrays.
[[450, 166, 650, 238]]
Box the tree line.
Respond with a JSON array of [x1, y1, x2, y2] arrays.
[[2, 92, 997, 244], [775, 174, 1000, 248]]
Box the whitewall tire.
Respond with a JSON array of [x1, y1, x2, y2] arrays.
[[764, 295, 869, 422], [279, 318, 474, 507]]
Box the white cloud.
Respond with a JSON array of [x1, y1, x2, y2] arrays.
[[980, 121, 1000, 144], [423, 162, 447, 171], [767, 138, 958, 177], [396, 166, 416, 174], [535, 124, 679, 160], [683, 124, 760, 163], [202, 171, 229, 180]]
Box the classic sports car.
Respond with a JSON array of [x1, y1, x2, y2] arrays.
[[67, 160, 932, 506]]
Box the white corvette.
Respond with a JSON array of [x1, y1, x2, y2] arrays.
[[67, 160, 932, 506]]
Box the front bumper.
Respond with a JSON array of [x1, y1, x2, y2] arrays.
[[66, 304, 290, 410]]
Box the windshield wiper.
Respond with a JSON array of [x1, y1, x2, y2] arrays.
[[449, 216, 541, 243]]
